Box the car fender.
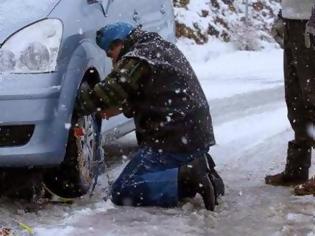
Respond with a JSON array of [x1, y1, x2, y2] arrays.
[[51, 41, 107, 158], [58, 40, 106, 117]]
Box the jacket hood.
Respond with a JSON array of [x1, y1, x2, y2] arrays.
[[0, 0, 61, 44]]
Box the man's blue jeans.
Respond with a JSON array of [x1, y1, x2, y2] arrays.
[[111, 147, 203, 207]]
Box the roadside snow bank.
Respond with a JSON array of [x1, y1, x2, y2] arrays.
[[177, 39, 283, 99], [174, 0, 281, 49]]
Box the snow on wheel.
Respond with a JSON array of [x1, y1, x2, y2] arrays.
[[44, 87, 102, 198]]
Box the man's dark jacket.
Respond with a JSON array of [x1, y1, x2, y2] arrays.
[[119, 29, 215, 153]]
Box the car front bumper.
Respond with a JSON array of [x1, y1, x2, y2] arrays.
[[0, 72, 70, 167]]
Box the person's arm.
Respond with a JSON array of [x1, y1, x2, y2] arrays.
[[76, 58, 150, 117]]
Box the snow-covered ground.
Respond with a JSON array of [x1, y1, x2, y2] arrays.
[[2, 39, 315, 236]]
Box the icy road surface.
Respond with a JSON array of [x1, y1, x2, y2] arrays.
[[1, 41, 315, 236]]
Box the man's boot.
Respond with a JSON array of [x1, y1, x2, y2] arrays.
[[178, 156, 216, 211], [206, 154, 225, 199], [265, 141, 311, 186], [294, 176, 315, 196]]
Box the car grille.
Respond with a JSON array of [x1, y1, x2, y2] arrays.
[[0, 125, 34, 147]]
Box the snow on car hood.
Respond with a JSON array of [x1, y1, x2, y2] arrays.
[[0, 0, 61, 44]]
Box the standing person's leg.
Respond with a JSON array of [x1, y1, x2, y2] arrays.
[[287, 20, 315, 147], [265, 19, 312, 186], [292, 21, 315, 195]]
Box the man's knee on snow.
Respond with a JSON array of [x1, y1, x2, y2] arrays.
[[111, 180, 123, 205], [111, 180, 135, 206]]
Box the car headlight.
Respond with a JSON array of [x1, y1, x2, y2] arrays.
[[0, 19, 63, 74]]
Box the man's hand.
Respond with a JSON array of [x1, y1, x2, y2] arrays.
[[75, 82, 100, 117], [271, 11, 284, 48]]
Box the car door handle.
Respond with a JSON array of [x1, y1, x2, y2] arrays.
[[87, 0, 98, 4], [133, 10, 141, 22], [101, 0, 113, 17]]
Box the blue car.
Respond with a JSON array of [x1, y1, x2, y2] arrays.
[[0, 0, 175, 197]]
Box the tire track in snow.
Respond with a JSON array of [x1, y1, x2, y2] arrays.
[[208, 85, 289, 165], [209, 86, 285, 125], [212, 104, 289, 165]]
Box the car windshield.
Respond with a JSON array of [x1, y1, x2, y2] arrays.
[[0, 0, 60, 32]]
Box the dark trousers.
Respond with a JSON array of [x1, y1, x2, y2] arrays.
[[284, 19, 315, 146], [111, 147, 205, 207]]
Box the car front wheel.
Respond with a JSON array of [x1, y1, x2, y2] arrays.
[[44, 90, 102, 198]]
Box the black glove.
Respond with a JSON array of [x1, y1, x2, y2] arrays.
[[121, 100, 134, 118], [75, 83, 101, 117], [271, 10, 284, 48], [205, 154, 225, 199]]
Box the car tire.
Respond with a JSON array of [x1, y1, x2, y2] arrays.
[[44, 86, 102, 198]]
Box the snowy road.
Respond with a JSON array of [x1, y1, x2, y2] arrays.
[[2, 43, 315, 236]]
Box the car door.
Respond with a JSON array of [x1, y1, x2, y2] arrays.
[[160, 0, 176, 42], [134, 0, 175, 41], [91, 0, 175, 143], [99, 0, 175, 41], [99, 0, 161, 29], [99, 0, 134, 25], [134, 0, 164, 33], [96, 0, 136, 142]]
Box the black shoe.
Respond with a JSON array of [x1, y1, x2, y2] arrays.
[[265, 140, 311, 187], [208, 168, 225, 204], [206, 154, 225, 201], [265, 171, 307, 186], [179, 156, 216, 211], [197, 173, 216, 211]]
